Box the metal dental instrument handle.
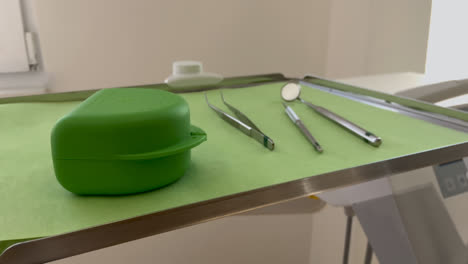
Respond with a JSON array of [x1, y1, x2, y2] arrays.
[[281, 82, 382, 147], [299, 99, 382, 147], [205, 93, 275, 150], [282, 103, 323, 153]]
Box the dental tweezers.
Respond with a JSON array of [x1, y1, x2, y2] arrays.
[[205, 91, 275, 150]]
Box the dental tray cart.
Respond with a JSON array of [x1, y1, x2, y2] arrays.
[[0, 74, 467, 264]]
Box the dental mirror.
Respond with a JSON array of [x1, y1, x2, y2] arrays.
[[280, 82, 382, 147], [281, 82, 301, 102]]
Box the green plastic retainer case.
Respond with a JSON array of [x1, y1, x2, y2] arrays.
[[51, 88, 207, 195]]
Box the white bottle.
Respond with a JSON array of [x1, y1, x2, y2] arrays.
[[165, 61, 223, 89]]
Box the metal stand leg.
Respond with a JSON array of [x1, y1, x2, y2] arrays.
[[352, 195, 418, 264], [342, 206, 355, 264], [364, 241, 373, 264], [342, 215, 353, 264]]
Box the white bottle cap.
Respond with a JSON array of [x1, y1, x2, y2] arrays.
[[165, 60, 223, 90], [173, 61, 202, 75]]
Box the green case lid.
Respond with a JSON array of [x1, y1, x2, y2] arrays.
[[52, 88, 206, 160]]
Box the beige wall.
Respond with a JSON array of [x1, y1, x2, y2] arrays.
[[325, 0, 372, 78], [326, 0, 431, 78], [32, 0, 431, 91], [33, 0, 331, 92], [366, 0, 431, 75]]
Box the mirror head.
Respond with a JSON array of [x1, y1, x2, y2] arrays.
[[281, 82, 301, 101]]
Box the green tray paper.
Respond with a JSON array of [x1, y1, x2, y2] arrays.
[[0, 82, 467, 246]]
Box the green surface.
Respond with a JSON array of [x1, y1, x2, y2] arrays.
[[51, 88, 206, 195], [1, 82, 467, 245]]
